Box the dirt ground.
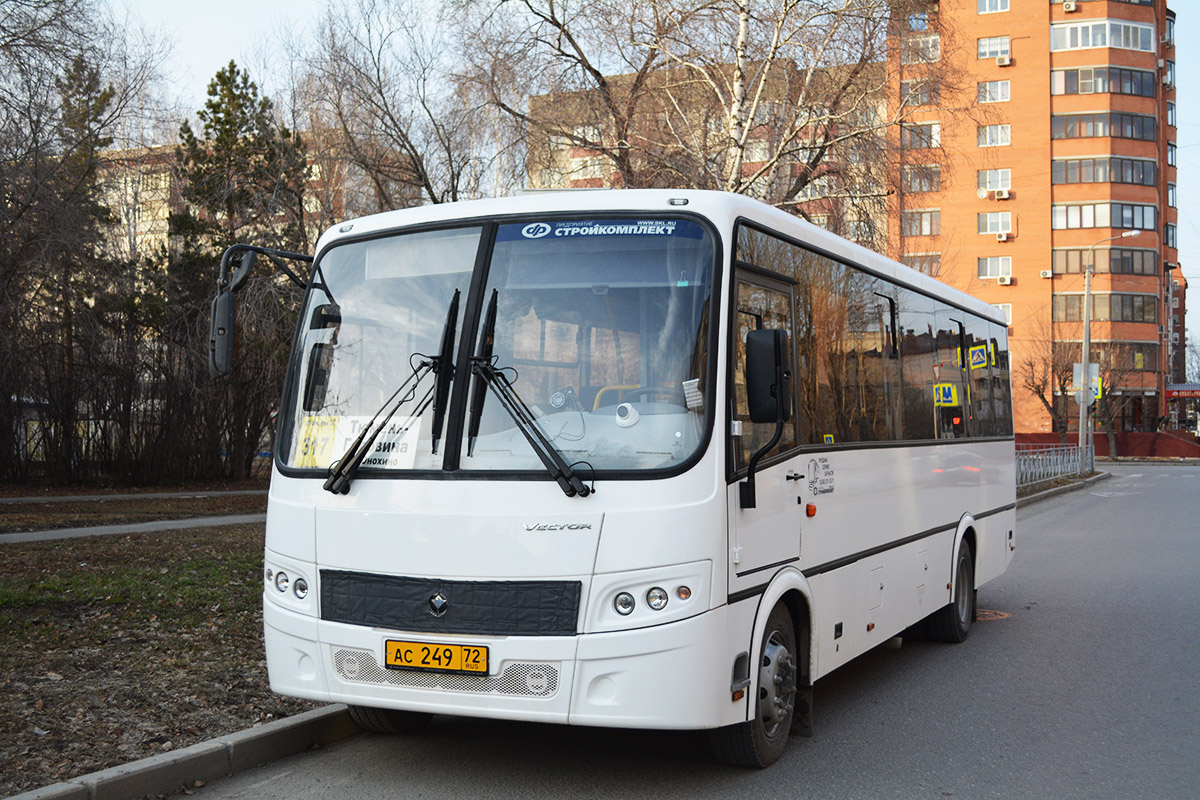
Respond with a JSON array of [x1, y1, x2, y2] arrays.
[[0, 524, 317, 796]]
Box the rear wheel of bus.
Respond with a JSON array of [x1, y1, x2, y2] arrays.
[[925, 540, 975, 643], [710, 603, 797, 767], [347, 705, 433, 734]]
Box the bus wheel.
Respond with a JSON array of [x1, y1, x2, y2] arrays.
[[711, 603, 797, 768], [347, 705, 433, 734], [926, 541, 975, 643]]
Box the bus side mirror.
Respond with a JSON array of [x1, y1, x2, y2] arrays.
[[209, 290, 236, 377], [745, 329, 791, 424], [741, 329, 791, 509], [230, 248, 256, 292]]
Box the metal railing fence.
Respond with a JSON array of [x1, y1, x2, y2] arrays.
[[1016, 443, 1091, 489]]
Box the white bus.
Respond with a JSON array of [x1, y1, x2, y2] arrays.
[[211, 189, 1015, 767]]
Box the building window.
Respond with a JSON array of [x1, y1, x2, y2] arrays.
[[900, 80, 939, 106], [1163, 15, 1175, 44], [1167, 102, 1176, 128], [1051, 203, 1156, 230], [977, 124, 1010, 147], [977, 36, 1010, 58], [1168, 142, 1176, 166], [993, 303, 1012, 325], [1051, 20, 1154, 53], [902, 210, 941, 237], [902, 122, 941, 148], [908, 11, 928, 31], [901, 34, 941, 64], [1051, 157, 1156, 187], [978, 0, 1008, 13], [902, 253, 941, 276], [1164, 60, 1175, 88], [978, 256, 1012, 278], [1165, 222, 1177, 249], [977, 80, 1010, 103], [977, 212, 1012, 234], [1053, 294, 1157, 323], [1051, 67, 1155, 97], [1053, 248, 1157, 275], [977, 168, 1011, 191], [1168, 183, 1176, 208], [1051, 112, 1156, 141], [902, 165, 941, 192]]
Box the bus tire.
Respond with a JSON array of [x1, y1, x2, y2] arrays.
[[347, 705, 433, 734], [710, 603, 797, 768], [926, 541, 975, 643]]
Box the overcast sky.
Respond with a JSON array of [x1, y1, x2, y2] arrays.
[[122, 0, 1200, 347]]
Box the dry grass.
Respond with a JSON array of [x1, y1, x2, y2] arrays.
[[0, 524, 316, 796]]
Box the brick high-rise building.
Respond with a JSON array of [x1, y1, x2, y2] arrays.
[[890, 0, 1180, 436]]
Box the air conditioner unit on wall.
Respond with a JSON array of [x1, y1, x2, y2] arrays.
[[996, 55, 1012, 67], [1063, 1, 1078, 12], [1040, 270, 1053, 279], [996, 232, 1009, 242], [994, 189, 1011, 200], [997, 276, 1013, 285]]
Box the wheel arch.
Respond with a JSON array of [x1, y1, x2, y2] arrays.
[[954, 514, 979, 590]]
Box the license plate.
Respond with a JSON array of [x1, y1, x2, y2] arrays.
[[384, 640, 489, 674]]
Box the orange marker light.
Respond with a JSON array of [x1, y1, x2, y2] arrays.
[[806, 503, 817, 517]]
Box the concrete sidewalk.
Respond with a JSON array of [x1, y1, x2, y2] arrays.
[[0, 490, 266, 505], [1, 514, 267, 544]]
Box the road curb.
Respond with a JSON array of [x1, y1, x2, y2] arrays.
[[8, 705, 357, 800], [1016, 470, 1112, 508]]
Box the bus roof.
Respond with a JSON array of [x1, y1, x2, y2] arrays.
[[315, 190, 1007, 327]]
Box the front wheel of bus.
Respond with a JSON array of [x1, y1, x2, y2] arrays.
[[347, 705, 433, 735], [711, 603, 797, 768]]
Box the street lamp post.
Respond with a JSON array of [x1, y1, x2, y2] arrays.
[[1079, 229, 1141, 473]]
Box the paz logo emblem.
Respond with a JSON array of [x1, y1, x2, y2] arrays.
[[428, 591, 449, 617]]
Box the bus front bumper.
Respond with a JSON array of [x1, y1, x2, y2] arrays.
[[264, 599, 733, 730]]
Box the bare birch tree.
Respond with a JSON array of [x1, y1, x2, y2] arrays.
[[289, 0, 520, 211]]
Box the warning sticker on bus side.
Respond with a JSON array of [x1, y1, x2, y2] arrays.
[[292, 415, 421, 470]]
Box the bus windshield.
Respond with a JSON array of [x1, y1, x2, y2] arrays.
[[279, 217, 716, 476]]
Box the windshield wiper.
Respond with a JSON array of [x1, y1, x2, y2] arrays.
[[430, 289, 460, 455], [467, 290, 592, 498], [322, 290, 459, 495]]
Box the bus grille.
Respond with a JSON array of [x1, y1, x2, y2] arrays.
[[333, 648, 560, 697]]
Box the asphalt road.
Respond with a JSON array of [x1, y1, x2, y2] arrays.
[[180, 463, 1200, 799]]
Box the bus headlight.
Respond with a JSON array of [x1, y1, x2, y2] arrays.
[[646, 587, 669, 611], [293, 578, 309, 599], [614, 592, 636, 615], [274, 571, 290, 593]]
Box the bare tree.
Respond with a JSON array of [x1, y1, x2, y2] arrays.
[[291, 0, 518, 211], [1017, 317, 1075, 444], [1092, 341, 1147, 457]]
